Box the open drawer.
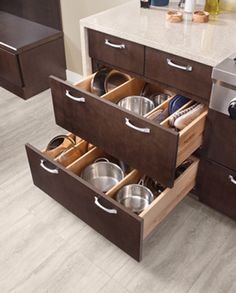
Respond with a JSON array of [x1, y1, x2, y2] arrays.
[[49, 75, 207, 187], [26, 139, 199, 261]]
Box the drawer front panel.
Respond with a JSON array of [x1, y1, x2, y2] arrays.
[[198, 160, 236, 220], [203, 109, 236, 171], [145, 47, 212, 102], [0, 47, 22, 86], [88, 29, 144, 75], [26, 144, 143, 261], [50, 77, 179, 187]]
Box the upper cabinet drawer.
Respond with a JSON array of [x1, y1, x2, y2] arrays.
[[145, 47, 212, 103], [50, 75, 207, 188], [88, 29, 144, 75], [0, 47, 22, 86]]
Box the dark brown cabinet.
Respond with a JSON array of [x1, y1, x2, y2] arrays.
[[202, 109, 236, 171], [26, 29, 213, 261], [198, 160, 236, 220], [0, 1, 66, 99], [197, 109, 236, 219]]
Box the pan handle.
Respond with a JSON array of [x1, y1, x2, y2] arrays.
[[94, 197, 117, 214], [66, 90, 85, 102], [40, 159, 59, 174], [125, 118, 150, 134]]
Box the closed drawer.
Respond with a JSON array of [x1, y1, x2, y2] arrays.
[[88, 29, 144, 75], [145, 47, 212, 102], [203, 109, 236, 171], [50, 75, 207, 188], [26, 141, 199, 261], [0, 47, 22, 86], [198, 160, 236, 220]]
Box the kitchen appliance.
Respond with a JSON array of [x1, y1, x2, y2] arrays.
[[210, 52, 236, 119]]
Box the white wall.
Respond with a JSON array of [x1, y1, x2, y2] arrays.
[[60, 0, 127, 75]]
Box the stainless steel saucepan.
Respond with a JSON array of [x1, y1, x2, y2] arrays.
[[116, 178, 154, 213], [118, 95, 154, 116], [81, 158, 124, 193]]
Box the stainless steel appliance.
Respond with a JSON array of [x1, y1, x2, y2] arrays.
[[210, 52, 236, 119]]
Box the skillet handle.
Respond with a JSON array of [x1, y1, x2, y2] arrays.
[[94, 197, 117, 214]]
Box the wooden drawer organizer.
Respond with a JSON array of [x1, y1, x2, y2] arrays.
[[49, 75, 207, 187], [26, 136, 199, 261]]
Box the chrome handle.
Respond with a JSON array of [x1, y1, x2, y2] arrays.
[[125, 118, 150, 134], [0, 42, 17, 51], [229, 175, 236, 185], [105, 39, 125, 49], [66, 90, 85, 102], [167, 58, 192, 72], [40, 159, 59, 174], [94, 197, 117, 214]]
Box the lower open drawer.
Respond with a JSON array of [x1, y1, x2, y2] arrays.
[[26, 140, 199, 261]]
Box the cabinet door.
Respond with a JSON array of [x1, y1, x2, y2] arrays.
[[203, 109, 236, 171], [0, 47, 22, 86], [198, 160, 236, 220], [26, 143, 143, 261], [145, 47, 212, 103]]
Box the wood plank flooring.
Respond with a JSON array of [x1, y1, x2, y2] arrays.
[[0, 87, 235, 293]]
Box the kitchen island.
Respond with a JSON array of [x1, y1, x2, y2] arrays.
[[80, 0, 236, 75]]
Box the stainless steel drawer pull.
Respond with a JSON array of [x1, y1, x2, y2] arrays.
[[94, 196, 117, 214], [105, 39, 125, 49], [167, 58, 192, 72], [0, 41, 17, 51], [40, 159, 59, 174], [125, 118, 150, 134], [229, 175, 236, 185], [66, 90, 85, 102]]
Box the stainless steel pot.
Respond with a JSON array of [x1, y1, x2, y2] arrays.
[[81, 158, 124, 193], [118, 96, 155, 116], [116, 179, 154, 213]]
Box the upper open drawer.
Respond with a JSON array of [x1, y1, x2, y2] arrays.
[[49, 75, 207, 187], [88, 29, 145, 75]]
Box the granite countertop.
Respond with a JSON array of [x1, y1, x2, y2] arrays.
[[80, 0, 236, 67]]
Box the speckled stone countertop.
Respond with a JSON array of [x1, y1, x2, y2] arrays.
[[80, 0, 236, 67]]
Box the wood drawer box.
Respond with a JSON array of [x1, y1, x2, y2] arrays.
[[0, 46, 22, 86], [198, 160, 236, 220], [145, 47, 212, 103], [26, 140, 199, 261], [88, 29, 145, 75], [49, 75, 207, 188], [203, 109, 236, 172]]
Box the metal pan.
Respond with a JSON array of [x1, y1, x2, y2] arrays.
[[81, 158, 124, 193], [116, 179, 154, 213], [118, 95, 154, 116]]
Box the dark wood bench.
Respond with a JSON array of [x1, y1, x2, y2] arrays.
[[0, 0, 66, 99]]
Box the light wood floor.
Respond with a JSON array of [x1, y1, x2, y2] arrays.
[[0, 86, 235, 293]]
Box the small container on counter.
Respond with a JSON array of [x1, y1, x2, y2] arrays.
[[140, 0, 151, 8]]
